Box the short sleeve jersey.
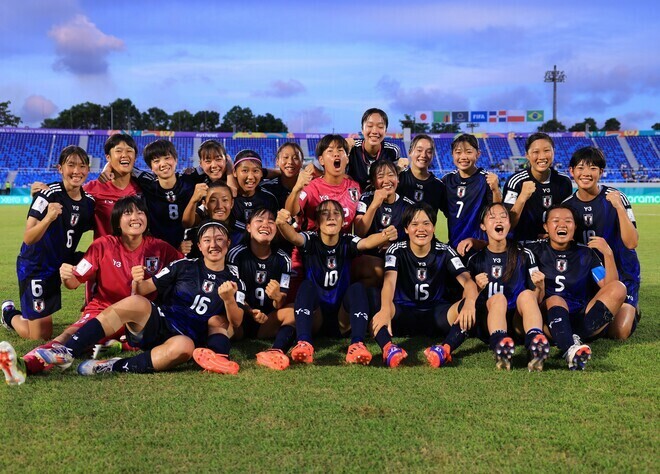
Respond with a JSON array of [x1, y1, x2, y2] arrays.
[[300, 232, 361, 306], [152, 258, 247, 345], [562, 186, 641, 285], [227, 244, 292, 314], [84, 178, 142, 239], [526, 240, 604, 313], [384, 240, 468, 310], [231, 188, 278, 233], [466, 246, 538, 310], [441, 168, 493, 247], [133, 170, 199, 248], [73, 235, 182, 314], [356, 193, 414, 240], [298, 177, 361, 232], [502, 168, 572, 242], [17, 182, 95, 280], [347, 139, 400, 190], [397, 168, 446, 216], [261, 176, 292, 209]]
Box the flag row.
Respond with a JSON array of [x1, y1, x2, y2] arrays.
[[415, 110, 545, 124]]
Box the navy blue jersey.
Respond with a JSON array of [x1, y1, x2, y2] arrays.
[[152, 258, 247, 345], [384, 240, 468, 310], [261, 177, 292, 209], [17, 182, 95, 280], [467, 245, 537, 310], [226, 244, 291, 314], [300, 232, 361, 306], [441, 168, 494, 248], [347, 139, 400, 190], [526, 240, 603, 313], [231, 188, 278, 233], [356, 193, 414, 241], [397, 168, 446, 216], [503, 168, 572, 242], [562, 186, 641, 286], [134, 170, 198, 248]]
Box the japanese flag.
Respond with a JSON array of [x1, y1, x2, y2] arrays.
[[415, 111, 433, 124]]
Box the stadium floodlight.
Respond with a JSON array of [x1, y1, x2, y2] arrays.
[[544, 65, 566, 122], [466, 122, 479, 133]]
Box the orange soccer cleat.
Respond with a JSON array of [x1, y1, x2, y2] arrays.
[[290, 341, 314, 364], [345, 342, 372, 365], [193, 348, 240, 375], [424, 344, 452, 368], [256, 349, 290, 371], [382, 342, 407, 368]]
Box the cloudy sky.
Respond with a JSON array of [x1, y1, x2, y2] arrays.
[[1, 0, 658, 132]]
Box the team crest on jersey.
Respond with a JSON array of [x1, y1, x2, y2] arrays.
[[255, 270, 267, 284], [542, 195, 553, 208], [202, 280, 215, 293], [70, 213, 80, 226], [416, 268, 427, 281], [414, 190, 424, 201], [33, 299, 45, 313], [145, 257, 160, 274], [348, 188, 359, 202], [326, 256, 337, 270], [556, 259, 568, 273], [457, 186, 466, 198], [491, 265, 503, 279], [381, 213, 392, 226], [583, 214, 593, 226], [165, 191, 176, 203]]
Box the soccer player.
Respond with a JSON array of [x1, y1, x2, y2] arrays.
[[276, 201, 397, 366], [2, 146, 95, 341], [261, 142, 304, 208], [346, 108, 403, 191], [230, 149, 277, 246], [396, 134, 446, 217], [227, 208, 295, 370], [441, 134, 502, 251], [195, 139, 237, 195], [526, 205, 627, 370], [30, 221, 246, 377], [369, 202, 478, 368], [1, 196, 182, 384], [354, 160, 414, 286], [463, 203, 549, 371], [502, 133, 572, 242], [562, 146, 641, 340], [132, 139, 198, 248]]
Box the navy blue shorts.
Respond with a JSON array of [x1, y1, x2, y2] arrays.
[[19, 272, 61, 320], [622, 279, 639, 308], [391, 302, 454, 337], [125, 303, 180, 351]]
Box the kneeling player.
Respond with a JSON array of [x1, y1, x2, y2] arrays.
[[527, 205, 627, 370], [27, 221, 246, 377], [276, 201, 397, 366], [369, 202, 479, 368]]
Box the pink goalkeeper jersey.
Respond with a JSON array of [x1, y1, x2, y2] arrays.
[[84, 179, 142, 239], [298, 176, 361, 232]]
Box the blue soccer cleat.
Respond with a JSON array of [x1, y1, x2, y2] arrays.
[[383, 342, 408, 368], [35, 343, 74, 370], [77, 358, 121, 376]]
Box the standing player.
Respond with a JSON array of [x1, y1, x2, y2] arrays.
[[133, 139, 198, 248], [2, 146, 95, 341], [441, 134, 502, 250], [277, 202, 397, 366], [30, 221, 246, 377], [261, 142, 304, 209], [346, 108, 403, 191], [370, 202, 478, 368], [397, 134, 445, 218], [195, 139, 237, 195], [563, 147, 641, 340], [527, 205, 627, 370], [227, 208, 295, 370], [503, 133, 572, 242]]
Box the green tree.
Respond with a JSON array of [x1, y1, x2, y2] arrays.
[[537, 119, 567, 132], [141, 107, 171, 130], [0, 101, 21, 127], [399, 114, 429, 133], [171, 110, 195, 131], [569, 117, 598, 132], [42, 102, 103, 129], [430, 122, 461, 133], [602, 117, 621, 131], [107, 98, 142, 130], [193, 110, 220, 131], [219, 106, 256, 132], [651, 122, 660, 131], [256, 113, 287, 132]]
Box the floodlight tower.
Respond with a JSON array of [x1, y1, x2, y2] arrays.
[[544, 65, 566, 122]]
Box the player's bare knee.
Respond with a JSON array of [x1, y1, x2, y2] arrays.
[[545, 295, 568, 310]]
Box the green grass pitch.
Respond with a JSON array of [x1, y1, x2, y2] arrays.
[[0, 204, 658, 472]]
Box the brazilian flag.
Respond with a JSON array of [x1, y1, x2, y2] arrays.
[[527, 110, 544, 122]]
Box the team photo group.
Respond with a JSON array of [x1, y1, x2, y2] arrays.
[[0, 107, 641, 385]]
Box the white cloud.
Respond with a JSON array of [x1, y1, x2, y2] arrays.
[[20, 95, 58, 124]]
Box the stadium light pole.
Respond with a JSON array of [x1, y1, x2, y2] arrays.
[[467, 122, 479, 133], [544, 65, 566, 122]]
